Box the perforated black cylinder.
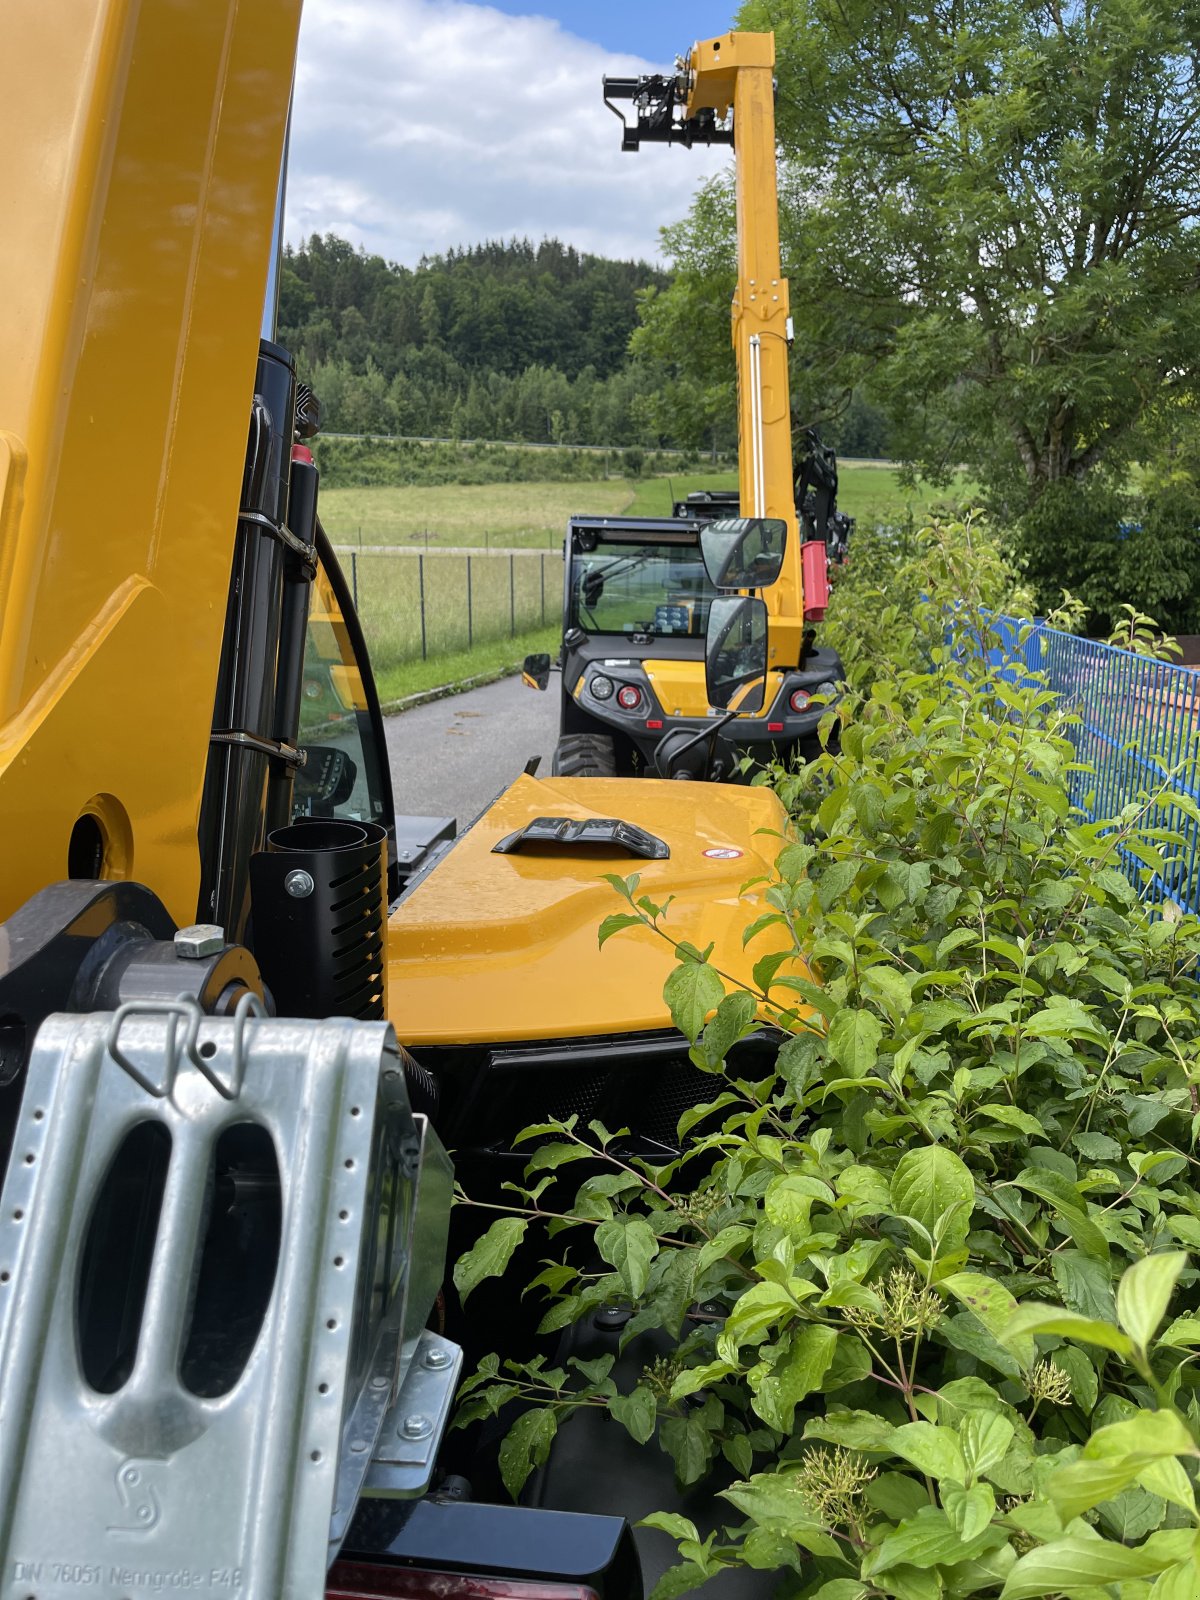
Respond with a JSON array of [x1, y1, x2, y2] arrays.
[[249, 819, 387, 1020]]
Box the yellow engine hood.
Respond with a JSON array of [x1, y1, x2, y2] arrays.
[[387, 773, 795, 1047]]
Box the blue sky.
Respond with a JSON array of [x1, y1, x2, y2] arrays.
[[288, 0, 735, 266], [479, 1, 739, 65]]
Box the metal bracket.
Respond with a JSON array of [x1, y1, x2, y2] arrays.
[[0, 1010, 453, 1600], [238, 506, 317, 568], [361, 1331, 462, 1501], [210, 727, 307, 767]]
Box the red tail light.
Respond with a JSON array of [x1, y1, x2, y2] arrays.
[[616, 685, 642, 710], [328, 1562, 598, 1600], [789, 689, 811, 713]]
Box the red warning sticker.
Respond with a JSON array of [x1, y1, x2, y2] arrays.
[[703, 847, 744, 860]]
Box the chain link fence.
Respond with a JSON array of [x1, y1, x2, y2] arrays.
[[985, 614, 1200, 914], [334, 547, 561, 670]]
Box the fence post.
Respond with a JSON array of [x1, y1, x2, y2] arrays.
[[510, 554, 516, 638], [540, 555, 545, 623], [467, 554, 473, 649], [351, 551, 358, 610], [418, 554, 427, 660]]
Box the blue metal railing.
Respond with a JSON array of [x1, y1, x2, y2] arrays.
[[976, 615, 1200, 913]]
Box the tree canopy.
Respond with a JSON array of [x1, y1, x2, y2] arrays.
[[641, 0, 1200, 514]]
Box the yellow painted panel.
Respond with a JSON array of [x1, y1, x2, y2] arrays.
[[644, 659, 789, 720], [387, 774, 807, 1046], [0, 0, 300, 924]]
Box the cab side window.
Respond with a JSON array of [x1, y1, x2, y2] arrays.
[[293, 554, 388, 829]]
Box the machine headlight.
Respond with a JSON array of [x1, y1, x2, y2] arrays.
[[590, 673, 614, 700]]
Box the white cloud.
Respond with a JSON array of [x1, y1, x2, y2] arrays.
[[286, 0, 731, 266]]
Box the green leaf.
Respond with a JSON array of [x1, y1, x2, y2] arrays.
[[1150, 1563, 1200, 1600], [1071, 1131, 1124, 1162], [598, 912, 644, 948], [1159, 1316, 1200, 1348], [962, 1412, 1016, 1479], [694, 1224, 752, 1277], [1012, 1170, 1109, 1262], [1117, 1252, 1188, 1352], [889, 1421, 968, 1484], [750, 1324, 838, 1431], [722, 1280, 812, 1350], [1052, 1251, 1117, 1323], [499, 1408, 558, 1500], [660, 1413, 713, 1485], [638, 1512, 699, 1543], [610, 1385, 658, 1445], [943, 1482, 997, 1541], [764, 1173, 834, 1231], [1002, 1304, 1134, 1359], [942, 1273, 1035, 1370], [816, 859, 860, 910], [868, 1505, 1001, 1576], [861, 965, 913, 1019], [453, 1216, 528, 1303], [696, 989, 758, 1069], [1000, 1535, 1177, 1597], [1051, 1347, 1098, 1414], [670, 1359, 736, 1401], [979, 1104, 1044, 1137], [803, 1408, 897, 1452], [664, 958, 725, 1044], [827, 1007, 883, 1076], [890, 1145, 975, 1249], [595, 1217, 657, 1299], [646, 1563, 714, 1600], [720, 1470, 840, 1555]]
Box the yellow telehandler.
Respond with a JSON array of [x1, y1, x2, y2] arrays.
[[526, 33, 849, 782]]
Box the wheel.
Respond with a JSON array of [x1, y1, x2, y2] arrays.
[[551, 733, 617, 777]]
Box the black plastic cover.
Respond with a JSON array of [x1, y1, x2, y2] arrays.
[[491, 817, 669, 860]]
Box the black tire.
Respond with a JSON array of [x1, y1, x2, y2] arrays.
[[552, 733, 617, 777]]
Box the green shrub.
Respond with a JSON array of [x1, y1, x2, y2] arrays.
[[455, 595, 1200, 1596]]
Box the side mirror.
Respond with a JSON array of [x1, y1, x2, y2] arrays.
[[522, 653, 551, 691], [700, 517, 787, 590], [294, 743, 358, 810], [705, 595, 769, 713]]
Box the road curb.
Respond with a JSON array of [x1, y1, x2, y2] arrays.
[[379, 664, 523, 716]]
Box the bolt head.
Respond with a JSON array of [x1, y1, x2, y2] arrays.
[[174, 924, 225, 959], [285, 869, 315, 899], [402, 1413, 434, 1441], [422, 1346, 451, 1370]]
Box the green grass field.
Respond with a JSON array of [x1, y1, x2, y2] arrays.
[[320, 480, 634, 550]]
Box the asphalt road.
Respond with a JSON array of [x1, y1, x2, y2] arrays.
[[385, 672, 559, 828]]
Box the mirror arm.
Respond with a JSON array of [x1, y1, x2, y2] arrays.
[[659, 708, 741, 777]]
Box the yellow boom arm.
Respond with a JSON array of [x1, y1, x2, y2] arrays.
[[604, 31, 814, 669], [685, 32, 805, 667]]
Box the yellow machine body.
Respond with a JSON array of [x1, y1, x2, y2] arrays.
[[388, 774, 800, 1046], [0, 0, 300, 928]]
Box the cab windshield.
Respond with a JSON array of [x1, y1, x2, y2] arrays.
[[569, 537, 715, 637]]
